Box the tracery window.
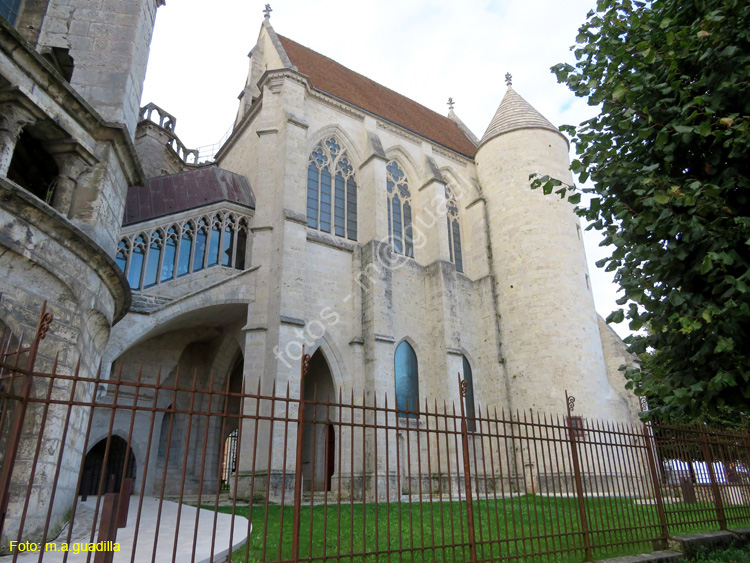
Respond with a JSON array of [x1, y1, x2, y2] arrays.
[[143, 231, 163, 288], [127, 235, 146, 290], [445, 185, 463, 272], [194, 218, 208, 272], [386, 161, 413, 257], [161, 227, 178, 282], [116, 211, 251, 291], [395, 341, 419, 417], [177, 223, 193, 277], [307, 137, 357, 240], [208, 215, 221, 267]]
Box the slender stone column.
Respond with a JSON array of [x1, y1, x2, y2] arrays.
[[47, 141, 96, 217], [0, 102, 38, 176]]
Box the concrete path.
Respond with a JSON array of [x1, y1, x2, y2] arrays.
[[1, 497, 249, 563]]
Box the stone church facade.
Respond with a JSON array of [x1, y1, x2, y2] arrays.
[[0, 0, 639, 545]]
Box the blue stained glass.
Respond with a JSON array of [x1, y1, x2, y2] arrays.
[[161, 235, 177, 281], [0, 0, 23, 25], [128, 246, 144, 290], [222, 225, 234, 266], [347, 177, 357, 240], [453, 220, 463, 273], [403, 202, 413, 257], [334, 173, 346, 237], [392, 195, 402, 254], [143, 234, 162, 288], [116, 252, 127, 273], [395, 341, 419, 417], [447, 218, 454, 263], [208, 222, 221, 266], [307, 162, 319, 228], [320, 167, 332, 232], [178, 231, 192, 276], [194, 228, 207, 271]]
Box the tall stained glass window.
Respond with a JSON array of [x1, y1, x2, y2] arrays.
[[307, 137, 357, 240], [386, 161, 413, 257], [445, 185, 463, 272]]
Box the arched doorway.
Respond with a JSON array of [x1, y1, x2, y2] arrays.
[[301, 350, 335, 492], [219, 356, 243, 490], [80, 436, 136, 496]]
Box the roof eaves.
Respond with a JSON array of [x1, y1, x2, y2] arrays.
[[309, 85, 476, 160]]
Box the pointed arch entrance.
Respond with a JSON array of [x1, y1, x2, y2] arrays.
[[80, 436, 136, 496], [301, 350, 336, 492]]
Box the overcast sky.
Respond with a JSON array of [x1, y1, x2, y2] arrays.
[[140, 0, 631, 338]]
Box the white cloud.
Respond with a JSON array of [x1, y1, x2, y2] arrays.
[[141, 0, 630, 338]]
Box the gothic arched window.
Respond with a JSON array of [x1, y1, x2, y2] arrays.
[[208, 215, 221, 267], [462, 356, 476, 431], [445, 185, 463, 272], [386, 161, 413, 257], [395, 341, 419, 417], [193, 219, 208, 272], [222, 215, 235, 267], [236, 218, 248, 270], [307, 137, 358, 240], [127, 235, 147, 289], [143, 230, 163, 288], [115, 240, 128, 273], [177, 223, 193, 277], [161, 227, 178, 282]]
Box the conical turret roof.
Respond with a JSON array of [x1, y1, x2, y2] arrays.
[[478, 86, 565, 149]]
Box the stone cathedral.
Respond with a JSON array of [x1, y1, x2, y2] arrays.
[[0, 0, 639, 545]]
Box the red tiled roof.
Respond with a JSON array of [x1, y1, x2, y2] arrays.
[[278, 35, 477, 158], [123, 166, 255, 226]]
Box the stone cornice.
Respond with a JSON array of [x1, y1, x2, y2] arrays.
[[0, 20, 145, 186], [306, 228, 356, 253], [433, 145, 471, 167], [0, 178, 131, 322]]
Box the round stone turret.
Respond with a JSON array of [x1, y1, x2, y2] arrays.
[[475, 85, 631, 421]]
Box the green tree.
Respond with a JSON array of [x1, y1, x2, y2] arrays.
[[532, 0, 750, 421]]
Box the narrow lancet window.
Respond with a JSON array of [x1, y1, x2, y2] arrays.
[[386, 161, 413, 257], [161, 227, 178, 282], [128, 235, 147, 289], [445, 185, 463, 272], [143, 231, 163, 287], [307, 137, 357, 240], [193, 219, 208, 271]]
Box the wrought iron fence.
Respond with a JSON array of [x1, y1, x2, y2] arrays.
[[0, 304, 749, 563]]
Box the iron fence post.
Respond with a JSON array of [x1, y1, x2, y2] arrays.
[[0, 304, 52, 539], [701, 433, 727, 530], [292, 349, 311, 563], [459, 375, 478, 563], [642, 422, 669, 547], [566, 391, 593, 562]]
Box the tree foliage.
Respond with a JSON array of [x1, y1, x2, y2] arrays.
[[532, 0, 750, 421]]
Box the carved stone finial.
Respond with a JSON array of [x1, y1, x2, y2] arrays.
[[505, 72, 513, 87], [263, 4, 272, 19], [447, 97, 455, 111]]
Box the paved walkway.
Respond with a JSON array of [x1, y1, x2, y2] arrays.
[[1, 497, 249, 563]]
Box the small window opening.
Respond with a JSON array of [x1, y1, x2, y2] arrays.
[[7, 130, 59, 205]]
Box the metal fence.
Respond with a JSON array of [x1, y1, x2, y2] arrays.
[[0, 305, 749, 563]]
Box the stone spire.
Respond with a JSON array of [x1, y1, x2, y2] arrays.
[[478, 84, 563, 149]]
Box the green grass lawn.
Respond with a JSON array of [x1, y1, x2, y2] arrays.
[[204, 496, 750, 563], [692, 544, 750, 562]]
